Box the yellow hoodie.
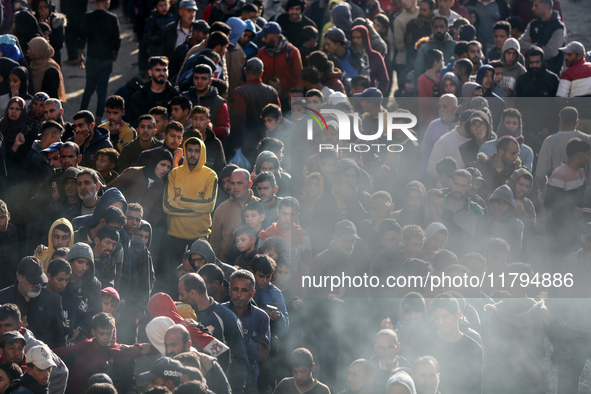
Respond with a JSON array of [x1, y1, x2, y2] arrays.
[[35, 218, 74, 272], [163, 137, 218, 239]]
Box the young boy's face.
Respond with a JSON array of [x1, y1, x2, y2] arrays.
[[190, 113, 209, 133], [402, 236, 424, 258], [262, 116, 280, 133], [137, 229, 150, 245], [274, 264, 290, 285], [70, 258, 90, 279], [156, 0, 169, 14], [0, 210, 10, 232], [106, 107, 123, 125], [95, 154, 115, 173], [244, 209, 264, 230], [171, 105, 187, 122], [254, 270, 272, 289], [48, 271, 70, 294], [236, 233, 256, 253], [278, 206, 298, 230], [263, 248, 278, 262], [92, 326, 114, 347], [102, 294, 118, 314]]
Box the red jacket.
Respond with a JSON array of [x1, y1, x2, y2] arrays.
[[258, 43, 303, 94]]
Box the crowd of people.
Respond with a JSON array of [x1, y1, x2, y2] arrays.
[[0, 0, 589, 392]]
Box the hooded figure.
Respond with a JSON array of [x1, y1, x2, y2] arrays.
[[72, 187, 128, 230], [254, 150, 291, 197], [507, 167, 536, 230], [0, 36, 25, 63], [477, 185, 524, 260], [100, 287, 121, 314], [147, 292, 229, 356], [0, 96, 35, 166], [441, 72, 461, 96], [189, 238, 236, 279], [422, 222, 448, 263], [475, 64, 506, 129], [35, 217, 74, 271], [225, 17, 248, 105], [299, 172, 325, 229], [145, 316, 175, 356], [459, 110, 495, 166], [479, 109, 534, 171], [0, 58, 19, 97], [516, 45, 560, 98], [107, 148, 173, 225], [393, 180, 427, 228], [163, 137, 218, 240], [66, 242, 102, 317], [457, 82, 483, 113], [319, 3, 352, 49], [499, 38, 526, 96], [386, 370, 417, 394], [349, 25, 389, 95], [0, 67, 31, 135]]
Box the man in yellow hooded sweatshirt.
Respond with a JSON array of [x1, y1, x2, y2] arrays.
[[33, 218, 75, 272], [163, 137, 218, 290]]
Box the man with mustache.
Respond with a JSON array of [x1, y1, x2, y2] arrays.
[[414, 15, 456, 81], [0, 257, 66, 349]]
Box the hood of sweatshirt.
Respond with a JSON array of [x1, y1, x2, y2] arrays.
[[143, 148, 174, 180], [227, 17, 247, 45], [145, 315, 175, 356], [136, 219, 153, 248], [501, 37, 520, 69], [101, 287, 121, 312], [441, 72, 461, 95], [351, 25, 375, 55], [476, 64, 495, 86], [496, 111, 523, 139], [73, 188, 128, 230], [182, 137, 207, 173], [331, 3, 352, 33], [255, 150, 281, 175], [244, 19, 257, 34], [424, 222, 448, 245], [507, 167, 533, 194], [189, 238, 217, 264], [488, 184, 516, 209], [387, 370, 417, 394], [36, 218, 74, 270], [465, 109, 494, 142], [525, 46, 546, 72]]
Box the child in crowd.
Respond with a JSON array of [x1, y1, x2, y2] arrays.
[[233, 225, 257, 270], [95, 148, 120, 184]]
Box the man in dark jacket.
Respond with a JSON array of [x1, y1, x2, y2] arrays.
[[516, 46, 560, 97], [118, 115, 163, 170], [129, 57, 180, 128], [0, 257, 66, 349], [350, 25, 390, 95], [162, 0, 198, 62], [518, 0, 565, 74], [68, 111, 113, 168], [181, 64, 230, 140], [232, 58, 280, 164], [77, 0, 121, 122]]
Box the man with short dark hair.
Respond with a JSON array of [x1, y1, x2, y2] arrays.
[[414, 16, 456, 80], [99, 95, 137, 152], [518, 0, 565, 74], [487, 21, 512, 62], [274, 348, 330, 393], [223, 270, 270, 392], [163, 0, 198, 60], [324, 28, 358, 80], [475, 136, 522, 196], [232, 57, 281, 164], [129, 57, 180, 127], [118, 115, 163, 170], [0, 257, 66, 349], [253, 171, 282, 228], [516, 45, 560, 98], [182, 64, 230, 140], [69, 111, 113, 168], [276, 0, 317, 50], [177, 273, 248, 393]]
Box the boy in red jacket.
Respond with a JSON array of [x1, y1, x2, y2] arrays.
[[54, 312, 152, 393]]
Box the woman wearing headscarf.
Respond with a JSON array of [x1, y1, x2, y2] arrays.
[[107, 148, 173, 226], [0, 35, 25, 63], [0, 67, 32, 115], [27, 36, 66, 101], [33, 0, 66, 64], [0, 97, 34, 161], [26, 91, 49, 136], [0, 57, 19, 96], [12, 9, 43, 55]]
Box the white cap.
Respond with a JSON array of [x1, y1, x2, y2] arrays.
[[26, 345, 57, 370]]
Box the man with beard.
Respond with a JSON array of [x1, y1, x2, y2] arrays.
[[405, 0, 435, 72], [44, 99, 75, 141], [181, 64, 230, 140], [69, 111, 114, 168], [253, 171, 282, 229], [556, 42, 591, 133], [518, 0, 565, 75], [414, 356, 441, 394], [466, 41, 483, 76], [276, 0, 317, 50], [474, 136, 522, 197], [129, 57, 180, 128], [421, 94, 459, 175], [65, 169, 101, 220], [0, 257, 66, 349], [441, 169, 483, 256], [258, 22, 303, 95], [223, 270, 270, 393], [516, 46, 559, 97], [92, 226, 121, 288], [371, 330, 410, 391], [350, 25, 390, 95], [415, 16, 456, 79]]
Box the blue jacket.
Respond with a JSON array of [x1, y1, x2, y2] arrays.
[[253, 283, 289, 337], [195, 298, 249, 393], [223, 300, 270, 390]]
